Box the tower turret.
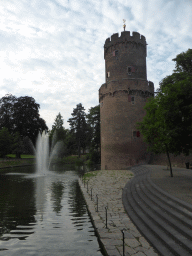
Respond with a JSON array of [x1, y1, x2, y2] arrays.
[[99, 30, 154, 170]]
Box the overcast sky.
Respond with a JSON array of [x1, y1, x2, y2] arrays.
[[0, 0, 192, 130]]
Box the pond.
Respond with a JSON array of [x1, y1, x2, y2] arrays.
[[0, 164, 105, 256]]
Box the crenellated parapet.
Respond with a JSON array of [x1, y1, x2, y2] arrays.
[[104, 31, 146, 58]]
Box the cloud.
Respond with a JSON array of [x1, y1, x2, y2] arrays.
[[0, 0, 192, 129]]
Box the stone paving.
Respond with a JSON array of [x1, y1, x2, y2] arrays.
[[79, 170, 159, 256]]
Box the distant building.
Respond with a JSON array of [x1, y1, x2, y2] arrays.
[[99, 30, 154, 170]]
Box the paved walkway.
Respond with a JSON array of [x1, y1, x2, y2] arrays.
[[79, 169, 159, 256]]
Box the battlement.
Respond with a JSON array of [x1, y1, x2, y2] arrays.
[[105, 31, 146, 48], [148, 81, 154, 93]]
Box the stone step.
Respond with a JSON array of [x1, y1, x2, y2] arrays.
[[123, 185, 179, 256], [123, 166, 192, 256], [132, 177, 192, 252], [143, 177, 192, 230]]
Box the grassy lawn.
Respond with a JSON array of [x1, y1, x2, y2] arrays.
[[83, 171, 98, 181], [0, 157, 35, 169], [6, 154, 35, 159], [62, 155, 87, 165]]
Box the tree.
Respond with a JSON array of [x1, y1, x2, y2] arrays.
[[0, 94, 17, 133], [12, 132, 24, 158], [50, 112, 66, 142], [87, 105, 100, 151], [0, 95, 48, 146], [68, 103, 89, 157], [0, 127, 12, 158], [137, 96, 174, 176], [13, 96, 48, 145], [138, 49, 192, 177], [87, 105, 101, 164], [49, 113, 66, 158]]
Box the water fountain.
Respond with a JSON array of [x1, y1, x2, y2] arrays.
[[35, 131, 64, 174], [36, 131, 49, 175]]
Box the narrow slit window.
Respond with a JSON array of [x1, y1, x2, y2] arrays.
[[131, 96, 135, 104], [133, 131, 140, 138], [113, 50, 118, 58], [128, 66, 132, 75]]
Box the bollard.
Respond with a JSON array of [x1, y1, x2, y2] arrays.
[[105, 206, 108, 228], [96, 194, 98, 212], [87, 181, 88, 193], [91, 188, 93, 200], [121, 229, 126, 256]]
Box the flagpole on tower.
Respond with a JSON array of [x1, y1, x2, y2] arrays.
[[123, 19, 126, 31]]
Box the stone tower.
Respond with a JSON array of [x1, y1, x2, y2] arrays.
[[99, 30, 154, 170]]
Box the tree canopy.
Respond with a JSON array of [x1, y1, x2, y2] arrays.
[[0, 94, 48, 146], [138, 49, 192, 176], [68, 103, 90, 157]]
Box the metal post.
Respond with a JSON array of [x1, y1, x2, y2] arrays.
[[91, 188, 93, 200], [105, 206, 108, 228], [96, 194, 98, 212], [121, 229, 125, 256], [87, 181, 88, 193]]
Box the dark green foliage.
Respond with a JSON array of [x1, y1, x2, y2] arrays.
[[13, 96, 48, 145], [138, 49, 192, 177], [0, 94, 17, 134], [87, 105, 101, 164], [0, 94, 48, 146], [68, 103, 90, 157], [87, 105, 100, 152], [49, 113, 66, 158], [0, 127, 12, 157], [12, 132, 24, 158]]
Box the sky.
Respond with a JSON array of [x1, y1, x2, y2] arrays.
[[0, 0, 192, 130]]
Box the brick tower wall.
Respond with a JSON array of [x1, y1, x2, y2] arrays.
[[99, 31, 154, 170]]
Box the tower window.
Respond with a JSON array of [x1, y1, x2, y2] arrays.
[[128, 66, 132, 75], [127, 66, 136, 75], [113, 50, 118, 56], [131, 96, 135, 104], [133, 131, 140, 138], [107, 72, 110, 78]]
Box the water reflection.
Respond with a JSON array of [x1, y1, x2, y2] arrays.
[[0, 165, 104, 255], [51, 181, 64, 214], [0, 174, 36, 240], [68, 180, 87, 217]]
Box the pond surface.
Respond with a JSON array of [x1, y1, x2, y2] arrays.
[[0, 165, 104, 256]]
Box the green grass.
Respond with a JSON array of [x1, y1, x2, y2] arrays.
[[6, 154, 35, 159], [0, 158, 35, 169], [62, 155, 87, 165], [83, 171, 98, 181]]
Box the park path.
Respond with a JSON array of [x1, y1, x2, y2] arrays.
[[79, 169, 159, 256]]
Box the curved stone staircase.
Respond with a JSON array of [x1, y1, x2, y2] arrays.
[[122, 166, 192, 256]]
